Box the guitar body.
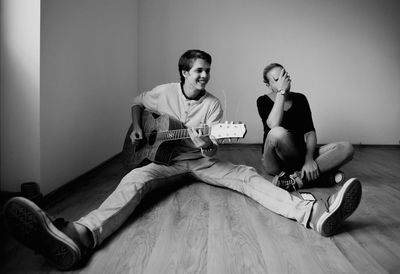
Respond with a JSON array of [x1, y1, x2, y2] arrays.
[[122, 109, 247, 171], [123, 110, 183, 170]]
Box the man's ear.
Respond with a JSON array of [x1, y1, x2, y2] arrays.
[[182, 70, 189, 78], [266, 83, 274, 93]]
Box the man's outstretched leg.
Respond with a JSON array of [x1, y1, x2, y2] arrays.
[[4, 197, 93, 270], [192, 159, 362, 237], [3, 162, 184, 270], [307, 178, 362, 236]]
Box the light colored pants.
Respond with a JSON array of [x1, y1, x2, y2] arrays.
[[76, 157, 314, 247], [262, 127, 354, 175]]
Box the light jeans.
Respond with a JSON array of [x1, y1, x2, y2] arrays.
[[262, 127, 354, 175], [76, 157, 314, 247]]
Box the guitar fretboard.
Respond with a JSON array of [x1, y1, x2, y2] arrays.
[[147, 126, 210, 141]]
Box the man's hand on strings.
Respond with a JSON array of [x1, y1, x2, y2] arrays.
[[188, 126, 213, 149]]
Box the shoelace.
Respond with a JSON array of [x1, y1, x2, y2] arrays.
[[278, 174, 298, 191]]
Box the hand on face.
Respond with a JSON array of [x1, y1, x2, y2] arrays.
[[188, 126, 213, 148], [270, 68, 291, 93]]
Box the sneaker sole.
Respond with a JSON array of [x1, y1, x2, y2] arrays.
[[317, 178, 362, 236], [333, 170, 345, 184], [4, 197, 81, 270]]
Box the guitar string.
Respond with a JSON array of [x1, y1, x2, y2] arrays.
[[144, 126, 210, 141]]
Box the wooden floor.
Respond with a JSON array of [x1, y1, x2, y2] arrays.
[[1, 144, 400, 273]]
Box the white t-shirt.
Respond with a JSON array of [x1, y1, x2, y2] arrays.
[[132, 82, 223, 161]]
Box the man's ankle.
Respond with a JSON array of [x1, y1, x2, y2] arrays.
[[74, 223, 94, 248], [63, 223, 94, 249]]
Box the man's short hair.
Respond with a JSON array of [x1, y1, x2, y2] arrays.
[[263, 63, 283, 84], [178, 50, 212, 83]]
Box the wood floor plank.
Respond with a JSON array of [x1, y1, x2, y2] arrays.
[[143, 182, 209, 274], [207, 185, 267, 274], [244, 194, 359, 274], [332, 232, 389, 274], [85, 187, 176, 274]]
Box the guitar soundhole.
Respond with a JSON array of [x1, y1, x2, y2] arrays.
[[148, 130, 157, 145], [151, 113, 160, 119]]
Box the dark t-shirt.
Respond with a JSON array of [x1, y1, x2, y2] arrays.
[[256, 92, 315, 153]]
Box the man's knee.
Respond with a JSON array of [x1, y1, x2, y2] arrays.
[[119, 168, 151, 189], [261, 156, 281, 175], [266, 126, 289, 143], [341, 141, 354, 161]]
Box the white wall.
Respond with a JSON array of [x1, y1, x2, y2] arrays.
[[138, 0, 400, 145], [1, 0, 399, 194], [1, 0, 138, 194], [0, 0, 41, 192], [40, 0, 138, 194]]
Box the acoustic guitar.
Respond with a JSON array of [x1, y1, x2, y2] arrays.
[[122, 110, 247, 170]]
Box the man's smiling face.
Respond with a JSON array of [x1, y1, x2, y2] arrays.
[[183, 58, 211, 91]]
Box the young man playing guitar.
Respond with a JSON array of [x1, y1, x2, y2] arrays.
[[4, 50, 362, 270]]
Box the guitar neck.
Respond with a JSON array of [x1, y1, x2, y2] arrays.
[[147, 126, 210, 141]]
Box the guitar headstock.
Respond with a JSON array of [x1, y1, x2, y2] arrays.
[[210, 122, 247, 140]]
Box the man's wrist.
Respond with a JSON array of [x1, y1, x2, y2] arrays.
[[200, 143, 214, 154], [305, 154, 314, 162], [278, 89, 286, 95]]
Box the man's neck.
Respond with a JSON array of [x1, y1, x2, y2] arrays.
[[181, 83, 205, 100]]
